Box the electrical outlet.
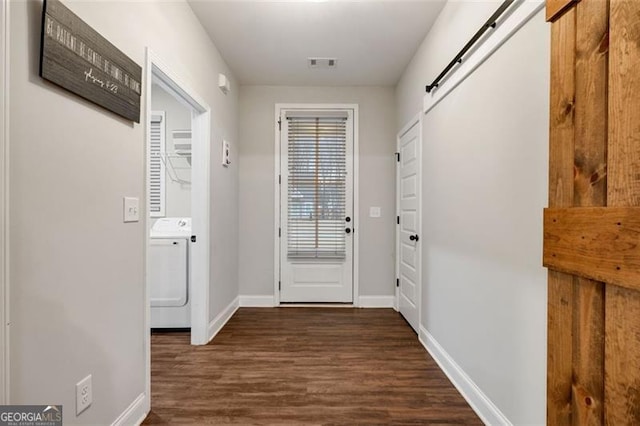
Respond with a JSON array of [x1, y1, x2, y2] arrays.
[[76, 374, 92, 415]]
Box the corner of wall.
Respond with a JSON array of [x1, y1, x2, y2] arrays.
[[419, 327, 512, 425], [207, 296, 239, 343], [111, 393, 147, 426]]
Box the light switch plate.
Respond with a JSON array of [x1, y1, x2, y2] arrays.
[[369, 207, 381, 218], [123, 197, 139, 222]]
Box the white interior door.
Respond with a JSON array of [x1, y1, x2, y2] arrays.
[[397, 120, 421, 332], [280, 110, 354, 303]]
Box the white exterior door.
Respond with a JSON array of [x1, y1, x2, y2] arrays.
[[280, 109, 354, 303], [397, 119, 421, 332]]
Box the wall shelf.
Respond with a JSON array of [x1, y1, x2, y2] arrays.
[[152, 152, 191, 185]]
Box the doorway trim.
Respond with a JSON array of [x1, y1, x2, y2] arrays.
[[395, 111, 423, 329], [273, 103, 359, 306], [0, 0, 9, 404], [143, 48, 212, 409]]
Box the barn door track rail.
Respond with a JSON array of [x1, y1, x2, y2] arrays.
[[425, 0, 516, 93]]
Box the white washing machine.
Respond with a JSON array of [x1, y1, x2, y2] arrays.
[[150, 218, 191, 328]]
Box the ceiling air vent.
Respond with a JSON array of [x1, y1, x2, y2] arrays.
[[308, 58, 338, 69]]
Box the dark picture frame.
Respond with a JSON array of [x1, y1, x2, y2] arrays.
[[39, 0, 142, 123]]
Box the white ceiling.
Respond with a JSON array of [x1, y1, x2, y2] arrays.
[[187, 1, 446, 86]]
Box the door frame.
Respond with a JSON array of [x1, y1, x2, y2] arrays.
[[143, 48, 212, 409], [274, 103, 359, 306], [395, 112, 423, 329], [0, 0, 9, 404]]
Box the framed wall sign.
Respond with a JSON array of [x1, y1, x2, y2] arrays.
[[39, 0, 142, 122]]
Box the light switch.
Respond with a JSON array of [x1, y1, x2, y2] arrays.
[[369, 207, 381, 218], [123, 197, 140, 222]]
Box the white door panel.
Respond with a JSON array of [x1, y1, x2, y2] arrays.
[[401, 175, 418, 200], [283, 262, 348, 302], [280, 109, 354, 303], [397, 120, 421, 332], [150, 239, 188, 307], [401, 243, 417, 269], [401, 211, 417, 232]]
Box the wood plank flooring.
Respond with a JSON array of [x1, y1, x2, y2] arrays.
[[143, 308, 481, 425]]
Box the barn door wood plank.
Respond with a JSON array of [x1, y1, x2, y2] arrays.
[[548, 8, 576, 210], [547, 7, 576, 425], [544, 207, 640, 289], [548, 272, 574, 425], [571, 1, 607, 420], [605, 0, 640, 424], [573, 0, 608, 209], [547, 0, 581, 23], [605, 286, 640, 424]]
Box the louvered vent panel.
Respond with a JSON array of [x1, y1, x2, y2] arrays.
[[150, 112, 165, 217]]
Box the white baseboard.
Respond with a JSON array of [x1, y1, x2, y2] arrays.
[[358, 295, 395, 308], [237, 294, 395, 308], [239, 295, 276, 307], [111, 393, 147, 426], [207, 296, 239, 343], [419, 326, 511, 426]]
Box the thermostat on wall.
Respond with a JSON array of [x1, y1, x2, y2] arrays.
[[222, 140, 231, 167]]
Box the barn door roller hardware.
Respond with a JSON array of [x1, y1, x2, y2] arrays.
[[425, 0, 515, 93]]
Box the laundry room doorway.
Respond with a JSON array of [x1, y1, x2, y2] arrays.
[[143, 48, 212, 406], [148, 81, 193, 333]]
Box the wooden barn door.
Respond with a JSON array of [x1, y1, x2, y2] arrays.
[[545, 0, 640, 424]]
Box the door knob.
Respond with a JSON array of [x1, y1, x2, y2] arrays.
[[409, 234, 419, 242]]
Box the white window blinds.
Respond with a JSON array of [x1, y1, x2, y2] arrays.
[[149, 112, 166, 217], [287, 116, 347, 259]]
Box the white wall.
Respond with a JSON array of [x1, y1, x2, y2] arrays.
[[151, 84, 191, 219], [0, 0, 7, 405], [238, 86, 396, 300], [396, 0, 503, 128], [396, 3, 549, 425], [8, 0, 238, 424]]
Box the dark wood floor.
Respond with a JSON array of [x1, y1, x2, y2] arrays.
[[143, 308, 481, 425]]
